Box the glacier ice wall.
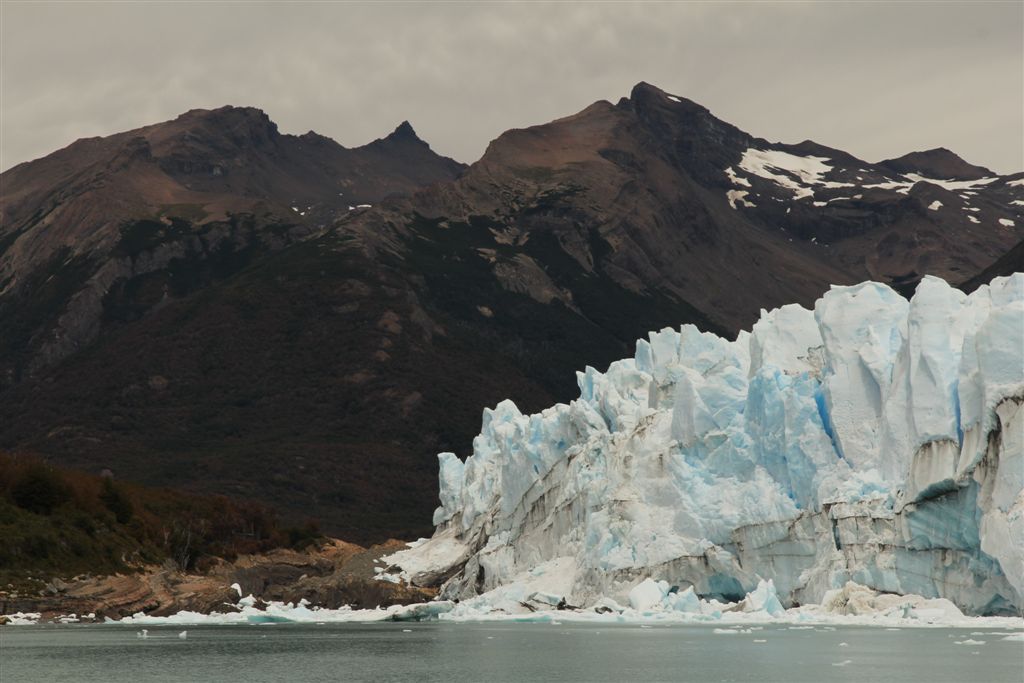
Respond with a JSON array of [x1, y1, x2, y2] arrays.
[[391, 275, 1024, 615]]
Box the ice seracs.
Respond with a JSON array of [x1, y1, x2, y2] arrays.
[[387, 274, 1024, 617]]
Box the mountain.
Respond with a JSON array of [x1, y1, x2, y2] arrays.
[[385, 274, 1024, 616], [0, 83, 1021, 542], [962, 237, 1024, 292], [0, 107, 464, 381]]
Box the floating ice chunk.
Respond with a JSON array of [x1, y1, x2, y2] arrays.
[[389, 601, 455, 621], [743, 579, 785, 616], [591, 597, 626, 614], [928, 200, 942, 211], [667, 587, 702, 613], [999, 218, 1015, 227], [628, 578, 667, 611]]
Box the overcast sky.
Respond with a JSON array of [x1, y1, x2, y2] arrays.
[[2, 1, 1022, 174]]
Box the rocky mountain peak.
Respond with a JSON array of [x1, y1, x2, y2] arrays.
[[626, 81, 705, 112], [173, 105, 278, 132], [387, 120, 420, 142], [880, 147, 992, 180], [142, 105, 282, 161]]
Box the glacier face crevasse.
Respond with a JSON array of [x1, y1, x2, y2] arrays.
[[389, 274, 1024, 615]]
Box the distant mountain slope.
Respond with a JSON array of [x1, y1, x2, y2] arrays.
[[961, 234, 1024, 292], [374, 82, 1022, 331], [0, 107, 464, 382], [0, 84, 1020, 542]]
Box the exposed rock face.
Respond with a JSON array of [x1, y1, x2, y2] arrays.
[[0, 84, 1021, 542], [0, 108, 465, 379], [879, 148, 994, 181], [962, 237, 1024, 292]]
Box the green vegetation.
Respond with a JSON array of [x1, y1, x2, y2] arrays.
[[0, 453, 319, 589]]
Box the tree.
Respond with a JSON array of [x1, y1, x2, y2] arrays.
[[10, 464, 70, 515], [100, 478, 134, 524]]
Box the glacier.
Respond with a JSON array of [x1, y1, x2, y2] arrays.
[[385, 274, 1024, 617]]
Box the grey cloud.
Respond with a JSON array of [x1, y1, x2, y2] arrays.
[[2, 1, 1021, 173]]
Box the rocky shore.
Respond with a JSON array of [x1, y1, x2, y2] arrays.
[[0, 539, 434, 623]]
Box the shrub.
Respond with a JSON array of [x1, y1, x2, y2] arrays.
[[10, 464, 71, 515], [100, 478, 134, 524]]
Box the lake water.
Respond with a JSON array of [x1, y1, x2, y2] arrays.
[[2, 622, 1022, 682]]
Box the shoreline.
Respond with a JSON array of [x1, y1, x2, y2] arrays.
[[0, 538, 433, 625]]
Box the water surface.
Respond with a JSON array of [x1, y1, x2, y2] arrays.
[[2, 622, 1022, 682]]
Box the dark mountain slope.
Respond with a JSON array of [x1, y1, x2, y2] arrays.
[[1, 84, 1020, 541], [960, 233, 1024, 292], [0, 108, 464, 385]]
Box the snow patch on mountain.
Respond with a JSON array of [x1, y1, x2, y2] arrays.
[[737, 148, 853, 200], [866, 175, 999, 195], [387, 274, 1024, 616], [727, 189, 755, 209]]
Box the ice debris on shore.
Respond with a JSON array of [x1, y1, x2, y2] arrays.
[[74, 579, 1021, 629], [7, 579, 1021, 628], [384, 274, 1024, 615]]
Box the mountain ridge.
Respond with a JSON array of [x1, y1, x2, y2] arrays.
[[1, 82, 1021, 541]]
